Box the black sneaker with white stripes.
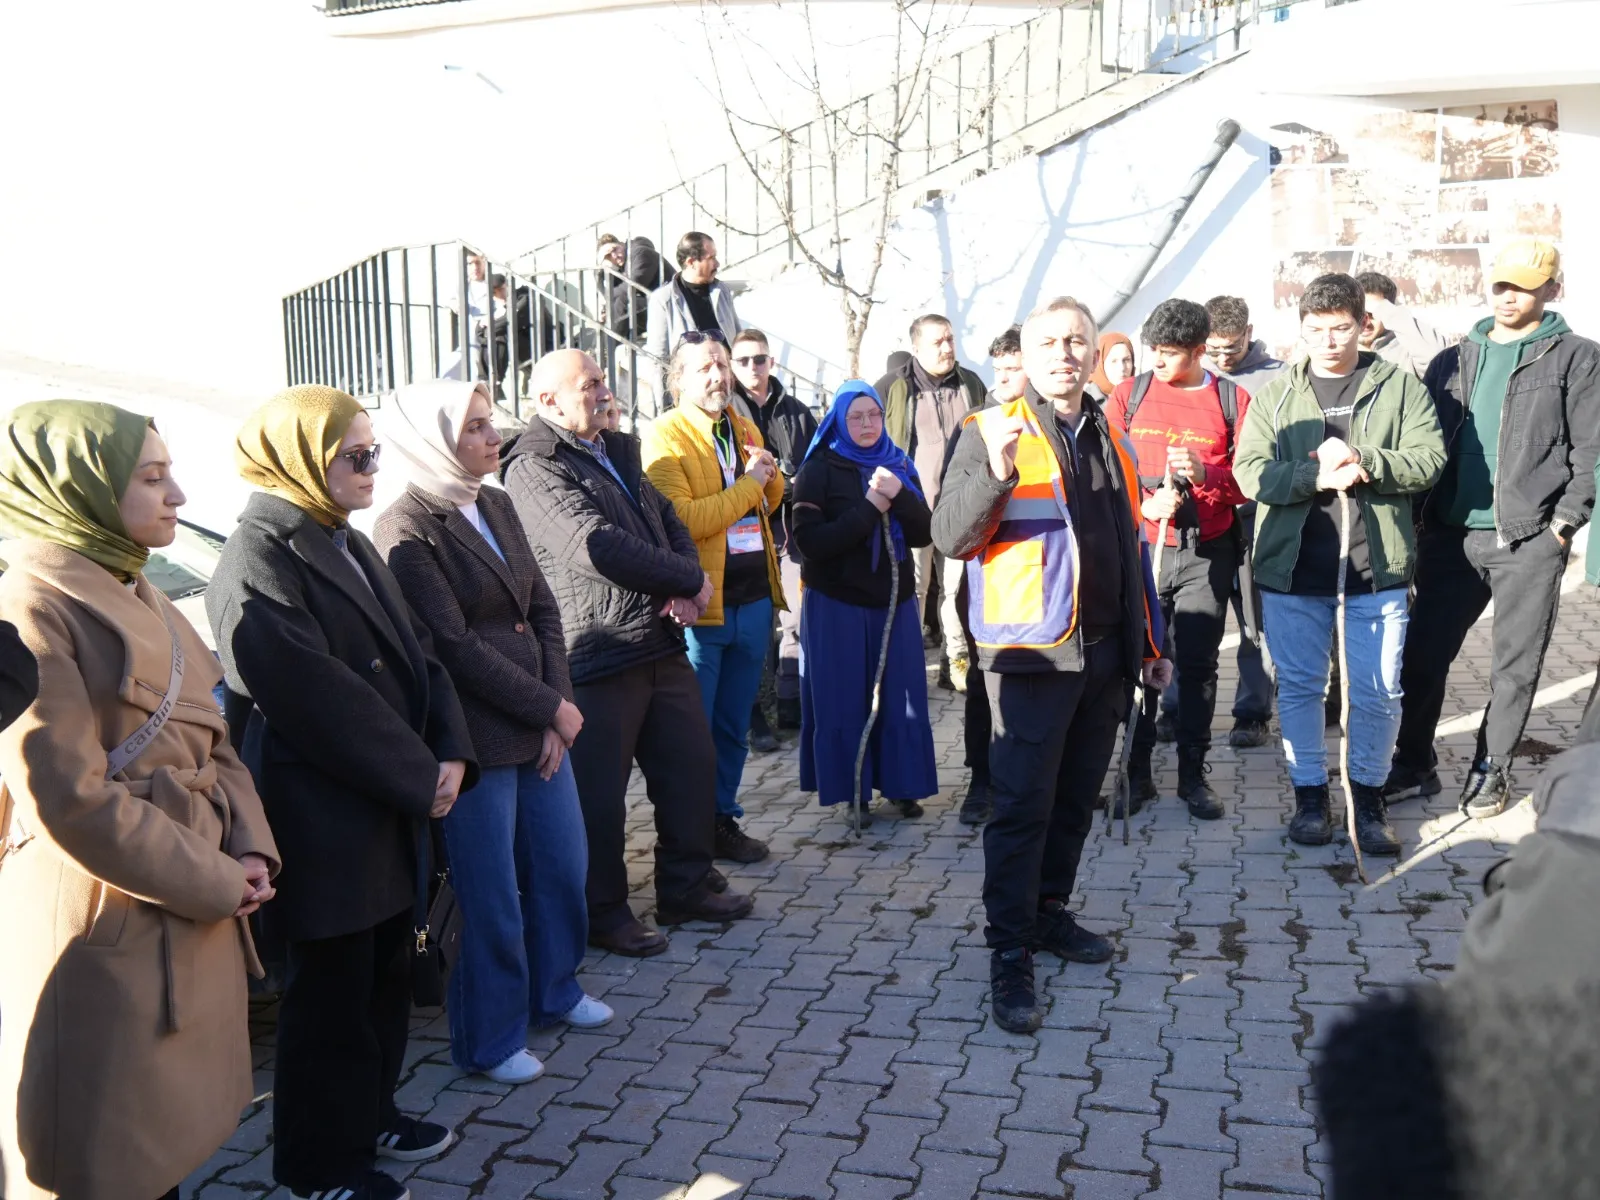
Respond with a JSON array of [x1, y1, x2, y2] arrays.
[[293, 1170, 410, 1200], [375, 1115, 455, 1162]]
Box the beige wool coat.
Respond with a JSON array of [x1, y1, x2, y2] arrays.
[[0, 540, 280, 1200]]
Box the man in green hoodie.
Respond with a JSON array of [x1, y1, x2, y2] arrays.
[[1387, 240, 1600, 819]]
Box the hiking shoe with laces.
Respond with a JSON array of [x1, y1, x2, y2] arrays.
[[1382, 761, 1442, 805], [1177, 746, 1224, 821], [1353, 782, 1401, 856], [376, 1116, 454, 1162], [1036, 898, 1115, 964], [714, 815, 769, 863], [1228, 717, 1271, 748], [990, 947, 1043, 1033], [1287, 784, 1333, 846], [1112, 753, 1158, 818], [959, 782, 992, 826], [1461, 759, 1512, 820]]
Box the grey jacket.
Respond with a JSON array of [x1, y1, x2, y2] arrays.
[[1365, 298, 1454, 379], [1422, 320, 1600, 542], [1208, 340, 1286, 394], [644, 277, 740, 394]]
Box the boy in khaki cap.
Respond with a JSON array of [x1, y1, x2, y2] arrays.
[[1387, 239, 1600, 818]]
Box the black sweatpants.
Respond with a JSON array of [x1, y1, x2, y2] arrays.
[[1132, 532, 1237, 756], [273, 908, 412, 1191], [1393, 525, 1567, 772], [982, 639, 1127, 952], [570, 653, 718, 933]]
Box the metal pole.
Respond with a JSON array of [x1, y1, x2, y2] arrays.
[[282, 298, 294, 385], [428, 244, 440, 379], [986, 37, 996, 171], [382, 251, 397, 392], [458, 246, 472, 384], [400, 249, 414, 385]]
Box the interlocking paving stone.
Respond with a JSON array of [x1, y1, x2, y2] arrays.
[[193, 581, 1598, 1199]]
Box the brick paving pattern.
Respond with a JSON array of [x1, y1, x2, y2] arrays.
[[188, 578, 1600, 1200]]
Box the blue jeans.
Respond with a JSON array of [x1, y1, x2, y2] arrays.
[[441, 758, 588, 1073], [685, 596, 773, 819], [1261, 588, 1409, 789]]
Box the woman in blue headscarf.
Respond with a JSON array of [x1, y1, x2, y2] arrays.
[[792, 380, 938, 826]]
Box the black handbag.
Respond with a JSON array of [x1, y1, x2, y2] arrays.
[[410, 821, 462, 1008]]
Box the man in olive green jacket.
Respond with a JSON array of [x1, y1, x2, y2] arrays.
[[1234, 274, 1444, 855]]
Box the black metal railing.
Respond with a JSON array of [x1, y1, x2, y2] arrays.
[[281, 241, 836, 423], [324, 0, 465, 15]]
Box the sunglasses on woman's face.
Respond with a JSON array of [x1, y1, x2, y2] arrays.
[[336, 443, 382, 475], [734, 354, 770, 367], [675, 329, 728, 349]]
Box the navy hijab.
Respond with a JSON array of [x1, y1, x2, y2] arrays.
[[803, 379, 924, 563]]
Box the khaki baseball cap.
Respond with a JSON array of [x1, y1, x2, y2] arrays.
[[1490, 239, 1561, 289]]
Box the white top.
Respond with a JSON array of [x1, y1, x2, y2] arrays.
[[457, 501, 506, 561]]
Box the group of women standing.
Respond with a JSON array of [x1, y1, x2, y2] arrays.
[[0, 384, 605, 1200]]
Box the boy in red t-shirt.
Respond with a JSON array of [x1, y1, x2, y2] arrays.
[[1105, 299, 1251, 820]]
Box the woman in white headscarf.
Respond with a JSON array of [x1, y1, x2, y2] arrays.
[[374, 381, 610, 1087]]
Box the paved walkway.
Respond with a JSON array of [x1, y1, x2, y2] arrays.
[[189, 573, 1600, 1200]]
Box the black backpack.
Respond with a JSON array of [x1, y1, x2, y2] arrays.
[[1122, 371, 1239, 490]]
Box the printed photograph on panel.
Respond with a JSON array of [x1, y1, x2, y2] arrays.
[[1330, 169, 1433, 247], [1273, 251, 1356, 312], [1270, 121, 1349, 165], [1440, 100, 1559, 183], [1271, 169, 1332, 249], [1352, 108, 1439, 172], [1352, 249, 1485, 308]]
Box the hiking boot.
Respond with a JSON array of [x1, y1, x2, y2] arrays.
[[656, 883, 755, 925], [1287, 784, 1333, 846], [1461, 758, 1512, 820], [949, 654, 970, 693], [1228, 717, 1271, 749], [748, 707, 779, 753], [1113, 752, 1158, 818], [989, 948, 1043, 1033], [1177, 745, 1224, 821], [705, 867, 729, 893], [1154, 711, 1177, 744], [959, 782, 992, 826], [1353, 782, 1401, 857], [1037, 897, 1115, 964], [1382, 761, 1442, 805], [776, 697, 802, 731], [714, 815, 769, 863]]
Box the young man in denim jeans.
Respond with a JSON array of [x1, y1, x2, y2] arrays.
[[1234, 274, 1445, 854]]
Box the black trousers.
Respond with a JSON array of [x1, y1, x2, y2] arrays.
[[963, 659, 992, 784], [982, 639, 1127, 952], [273, 908, 412, 1191], [571, 653, 718, 933], [1394, 525, 1567, 772], [1132, 532, 1237, 755]]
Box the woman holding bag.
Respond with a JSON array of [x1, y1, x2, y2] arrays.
[[375, 380, 611, 1088], [207, 386, 476, 1200], [0, 401, 280, 1200], [792, 380, 938, 827]]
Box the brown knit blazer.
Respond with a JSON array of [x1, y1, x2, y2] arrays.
[[375, 483, 574, 769]]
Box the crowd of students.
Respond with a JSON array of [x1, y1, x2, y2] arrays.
[[0, 235, 1594, 1200]]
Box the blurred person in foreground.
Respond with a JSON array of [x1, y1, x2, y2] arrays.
[[0, 401, 275, 1200]]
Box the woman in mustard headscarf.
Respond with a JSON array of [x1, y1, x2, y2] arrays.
[[207, 386, 476, 1200], [0, 400, 280, 1200]]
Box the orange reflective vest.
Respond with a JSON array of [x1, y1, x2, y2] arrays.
[[964, 398, 1164, 663]]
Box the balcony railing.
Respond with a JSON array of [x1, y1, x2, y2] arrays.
[[324, 0, 467, 15]]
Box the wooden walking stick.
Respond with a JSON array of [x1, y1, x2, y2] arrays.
[[1335, 490, 1368, 885]]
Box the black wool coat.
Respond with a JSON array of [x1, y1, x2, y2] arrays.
[[206, 492, 478, 942], [374, 483, 574, 770], [500, 417, 705, 686]]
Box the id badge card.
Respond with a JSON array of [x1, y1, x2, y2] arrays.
[[727, 514, 763, 554]]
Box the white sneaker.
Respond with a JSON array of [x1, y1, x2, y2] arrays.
[[482, 1048, 543, 1084], [561, 995, 615, 1028]]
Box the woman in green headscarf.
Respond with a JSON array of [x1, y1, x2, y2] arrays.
[[0, 399, 280, 1200], [206, 386, 476, 1200]]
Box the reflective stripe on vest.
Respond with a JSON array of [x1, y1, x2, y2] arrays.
[[965, 401, 1080, 652]]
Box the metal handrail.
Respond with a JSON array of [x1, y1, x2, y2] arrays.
[[280, 240, 834, 423], [519, 0, 1345, 277]]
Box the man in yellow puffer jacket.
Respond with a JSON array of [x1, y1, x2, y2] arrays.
[[645, 332, 786, 864]]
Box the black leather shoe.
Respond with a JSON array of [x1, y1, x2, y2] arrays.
[[1036, 897, 1114, 964], [714, 815, 769, 863], [990, 948, 1043, 1034], [1353, 782, 1401, 856], [588, 918, 669, 958], [1112, 753, 1158, 818], [1177, 745, 1224, 821], [890, 799, 924, 819], [959, 783, 992, 826], [1228, 717, 1271, 748], [748, 708, 779, 753], [1462, 758, 1512, 819], [657, 886, 755, 925], [1287, 784, 1333, 846], [1383, 761, 1442, 805]]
